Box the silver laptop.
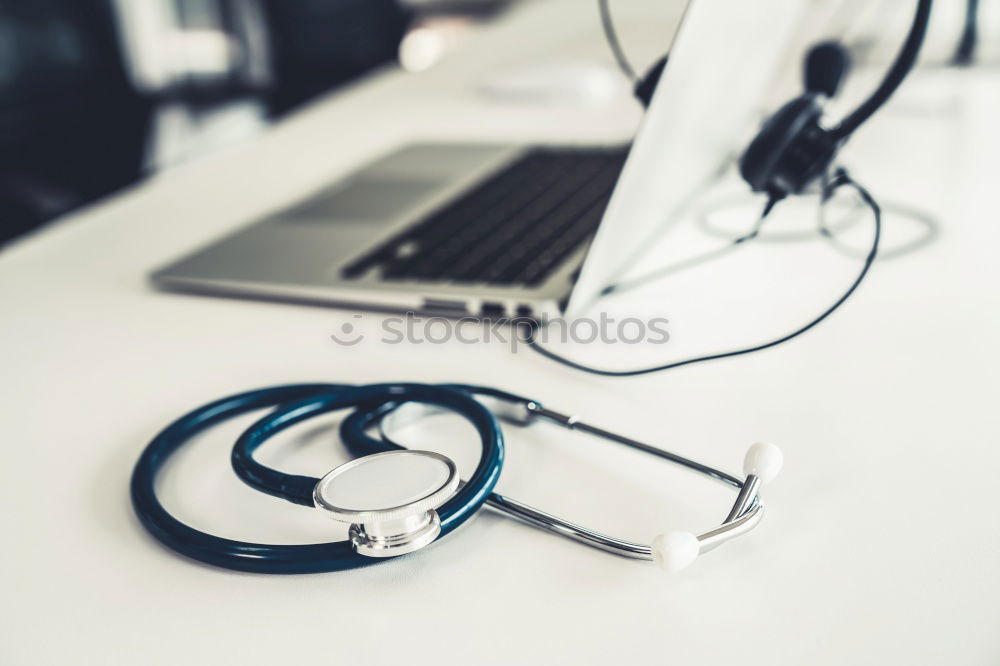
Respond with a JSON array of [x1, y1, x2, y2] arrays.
[[153, 0, 809, 319]]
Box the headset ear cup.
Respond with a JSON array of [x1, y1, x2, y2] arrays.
[[740, 95, 839, 197], [740, 96, 821, 193]]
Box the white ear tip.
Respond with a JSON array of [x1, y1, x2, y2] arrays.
[[744, 442, 783, 483], [651, 531, 699, 572]]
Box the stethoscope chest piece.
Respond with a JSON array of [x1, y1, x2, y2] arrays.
[[312, 449, 460, 558]]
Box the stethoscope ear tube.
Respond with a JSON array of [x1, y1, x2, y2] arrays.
[[357, 388, 782, 571]]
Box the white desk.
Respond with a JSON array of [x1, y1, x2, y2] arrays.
[[2, 1, 999, 664]]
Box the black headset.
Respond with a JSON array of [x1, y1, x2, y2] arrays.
[[615, 0, 933, 200], [739, 0, 933, 201], [526, 1, 934, 378]]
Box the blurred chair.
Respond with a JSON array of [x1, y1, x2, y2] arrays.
[[113, 0, 273, 169], [0, 0, 442, 246], [260, 0, 411, 116], [0, 0, 153, 245]]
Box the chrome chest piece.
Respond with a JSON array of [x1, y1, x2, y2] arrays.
[[313, 450, 459, 557]]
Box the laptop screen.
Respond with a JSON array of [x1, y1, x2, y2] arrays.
[[566, 0, 812, 316]]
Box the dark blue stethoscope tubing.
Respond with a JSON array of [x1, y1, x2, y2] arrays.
[[130, 383, 505, 574], [230, 383, 506, 535], [335, 385, 529, 509], [335, 383, 527, 461]]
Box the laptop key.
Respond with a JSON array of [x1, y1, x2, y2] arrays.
[[343, 146, 628, 287]]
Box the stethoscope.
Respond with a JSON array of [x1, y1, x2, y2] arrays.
[[131, 383, 782, 574]]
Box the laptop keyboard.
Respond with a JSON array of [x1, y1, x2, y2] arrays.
[[341, 147, 628, 287]]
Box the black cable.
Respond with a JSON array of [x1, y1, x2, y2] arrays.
[[598, 0, 638, 83], [832, 0, 933, 140], [951, 0, 979, 66], [602, 194, 779, 296], [525, 169, 880, 377]]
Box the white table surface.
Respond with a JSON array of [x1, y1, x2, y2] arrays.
[[2, 1, 999, 664]]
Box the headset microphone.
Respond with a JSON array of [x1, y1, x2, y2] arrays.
[[804, 41, 850, 97]]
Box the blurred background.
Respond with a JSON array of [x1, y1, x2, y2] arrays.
[[0, 0, 994, 247]]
